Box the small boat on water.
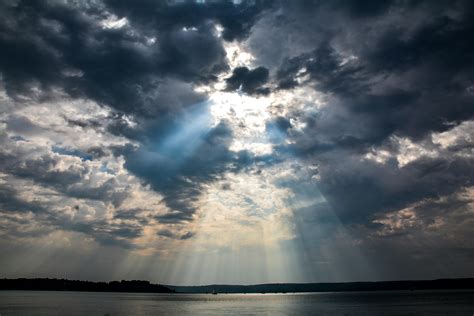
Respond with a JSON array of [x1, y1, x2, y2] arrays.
[[212, 289, 218, 295]]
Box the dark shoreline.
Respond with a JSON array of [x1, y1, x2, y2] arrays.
[[0, 278, 174, 293], [170, 278, 474, 294], [1, 278, 474, 294]]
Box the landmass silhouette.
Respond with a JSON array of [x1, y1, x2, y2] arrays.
[[1, 278, 473, 294], [0, 279, 174, 293]]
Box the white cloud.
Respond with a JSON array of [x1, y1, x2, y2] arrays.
[[100, 16, 129, 30]]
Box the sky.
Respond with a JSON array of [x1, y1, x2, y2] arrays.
[[0, 0, 473, 286]]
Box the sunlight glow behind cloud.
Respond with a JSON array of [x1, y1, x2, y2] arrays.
[[1, 0, 474, 285]]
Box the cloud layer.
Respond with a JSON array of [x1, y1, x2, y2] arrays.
[[0, 0, 473, 284]]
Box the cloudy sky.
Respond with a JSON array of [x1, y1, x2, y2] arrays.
[[1, 0, 473, 285]]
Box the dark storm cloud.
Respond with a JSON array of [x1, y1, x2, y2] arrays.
[[276, 23, 474, 142], [276, 44, 368, 95], [105, 0, 273, 42], [313, 153, 474, 224], [225, 66, 270, 95], [251, 0, 474, 232], [0, 0, 276, 223], [1, 0, 474, 279], [276, 0, 395, 18], [0, 0, 270, 117], [124, 120, 257, 223], [0, 0, 274, 231], [336, 0, 396, 18]]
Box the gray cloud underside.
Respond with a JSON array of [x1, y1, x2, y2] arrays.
[[0, 0, 473, 279], [253, 0, 474, 272], [0, 0, 272, 233], [257, 0, 474, 218]]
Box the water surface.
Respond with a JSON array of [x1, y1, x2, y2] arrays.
[[0, 290, 473, 315]]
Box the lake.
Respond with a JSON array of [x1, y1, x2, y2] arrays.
[[0, 290, 473, 315]]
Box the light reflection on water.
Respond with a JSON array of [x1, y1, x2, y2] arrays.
[[0, 290, 473, 315]]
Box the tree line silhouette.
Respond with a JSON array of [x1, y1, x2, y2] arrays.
[[0, 278, 174, 293]]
